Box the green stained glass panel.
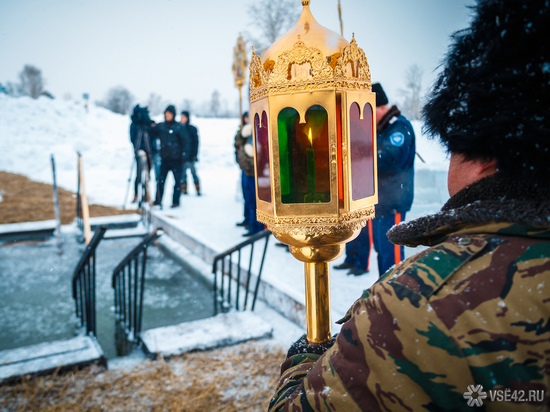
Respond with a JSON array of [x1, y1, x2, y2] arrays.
[[278, 105, 330, 204]]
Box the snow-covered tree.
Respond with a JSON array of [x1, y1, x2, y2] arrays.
[[146, 93, 169, 116], [19, 65, 44, 99], [98, 86, 134, 115], [246, 0, 301, 49], [4, 81, 22, 97], [399, 64, 424, 121], [210, 90, 221, 117]]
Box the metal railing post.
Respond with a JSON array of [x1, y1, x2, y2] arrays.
[[211, 230, 271, 314]]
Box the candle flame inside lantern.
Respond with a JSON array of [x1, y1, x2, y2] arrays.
[[308, 128, 313, 148]]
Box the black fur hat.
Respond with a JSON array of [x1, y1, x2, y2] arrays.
[[422, 0, 550, 182], [372, 83, 389, 107]]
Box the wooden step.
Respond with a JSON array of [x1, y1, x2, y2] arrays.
[[0, 336, 106, 383], [0, 220, 57, 242], [140, 311, 272, 359]]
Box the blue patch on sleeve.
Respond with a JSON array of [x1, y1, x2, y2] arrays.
[[389, 132, 405, 147]]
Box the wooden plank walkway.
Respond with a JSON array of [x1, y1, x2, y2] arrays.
[[0, 336, 106, 383], [89, 214, 142, 230], [140, 311, 272, 359], [0, 220, 57, 241]]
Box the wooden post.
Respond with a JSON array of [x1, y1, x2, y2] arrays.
[[78, 154, 92, 245], [51, 154, 63, 253]]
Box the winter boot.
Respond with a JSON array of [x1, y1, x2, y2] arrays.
[[195, 182, 201, 196], [181, 182, 188, 195]]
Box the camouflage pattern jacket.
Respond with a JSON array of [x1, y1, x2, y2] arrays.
[[269, 174, 550, 411]]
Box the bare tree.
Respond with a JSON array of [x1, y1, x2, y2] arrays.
[[19, 65, 44, 99], [247, 0, 302, 49], [210, 90, 221, 117], [98, 86, 135, 115], [180, 98, 194, 114], [5, 81, 22, 97], [399, 64, 424, 121], [146, 93, 169, 116]]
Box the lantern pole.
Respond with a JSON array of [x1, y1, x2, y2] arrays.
[[232, 35, 248, 128], [305, 262, 332, 343]]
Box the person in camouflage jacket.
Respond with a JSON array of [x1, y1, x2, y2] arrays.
[[268, 0, 550, 410]]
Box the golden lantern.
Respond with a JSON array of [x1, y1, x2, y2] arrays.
[[249, 0, 378, 344]]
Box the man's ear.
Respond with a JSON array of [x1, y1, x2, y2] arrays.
[[477, 158, 498, 178]]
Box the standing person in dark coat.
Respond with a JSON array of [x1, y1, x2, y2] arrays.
[[129, 105, 153, 203], [372, 82, 415, 275], [180, 111, 201, 196], [234, 112, 264, 236], [148, 105, 185, 208]]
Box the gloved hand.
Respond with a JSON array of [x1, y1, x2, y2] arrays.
[[286, 333, 337, 359]]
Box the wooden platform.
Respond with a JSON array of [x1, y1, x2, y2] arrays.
[[104, 224, 149, 239], [0, 336, 106, 383], [140, 311, 273, 358], [0, 220, 57, 242], [89, 214, 142, 230]]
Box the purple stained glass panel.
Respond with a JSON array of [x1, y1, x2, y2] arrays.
[[255, 111, 272, 202], [349, 102, 375, 200]]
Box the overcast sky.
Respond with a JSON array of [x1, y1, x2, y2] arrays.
[[0, 0, 473, 114]]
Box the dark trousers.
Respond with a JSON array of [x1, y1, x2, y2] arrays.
[[155, 159, 182, 206], [182, 161, 199, 185], [344, 221, 372, 271], [134, 153, 151, 196], [372, 213, 406, 276], [242, 172, 264, 233]]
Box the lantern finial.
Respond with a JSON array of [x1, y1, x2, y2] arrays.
[[302, 0, 310, 5]]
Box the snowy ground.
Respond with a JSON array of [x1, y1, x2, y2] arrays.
[[0, 94, 450, 339]]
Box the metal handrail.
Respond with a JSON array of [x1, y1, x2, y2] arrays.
[[212, 230, 271, 314], [72, 226, 107, 336], [112, 229, 163, 342]]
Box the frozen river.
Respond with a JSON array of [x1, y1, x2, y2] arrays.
[[0, 229, 214, 359]]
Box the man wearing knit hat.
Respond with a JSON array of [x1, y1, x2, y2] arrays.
[[180, 110, 201, 196], [148, 105, 186, 208], [268, 1, 550, 410]]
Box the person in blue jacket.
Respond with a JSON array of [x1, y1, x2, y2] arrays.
[[334, 83, 415, 276], [373, 82, 415, 275]]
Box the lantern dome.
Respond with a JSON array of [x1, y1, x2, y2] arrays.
[[262, 1, 348, 65], [249, 0, 372, 102]]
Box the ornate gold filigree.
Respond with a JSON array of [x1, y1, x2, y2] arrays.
[[257, 207, 375, 236], [335, 34, 371, 83], [269, 38, 333, 85], [249, 47, 268, 90], [248, 32, 374, 100]]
